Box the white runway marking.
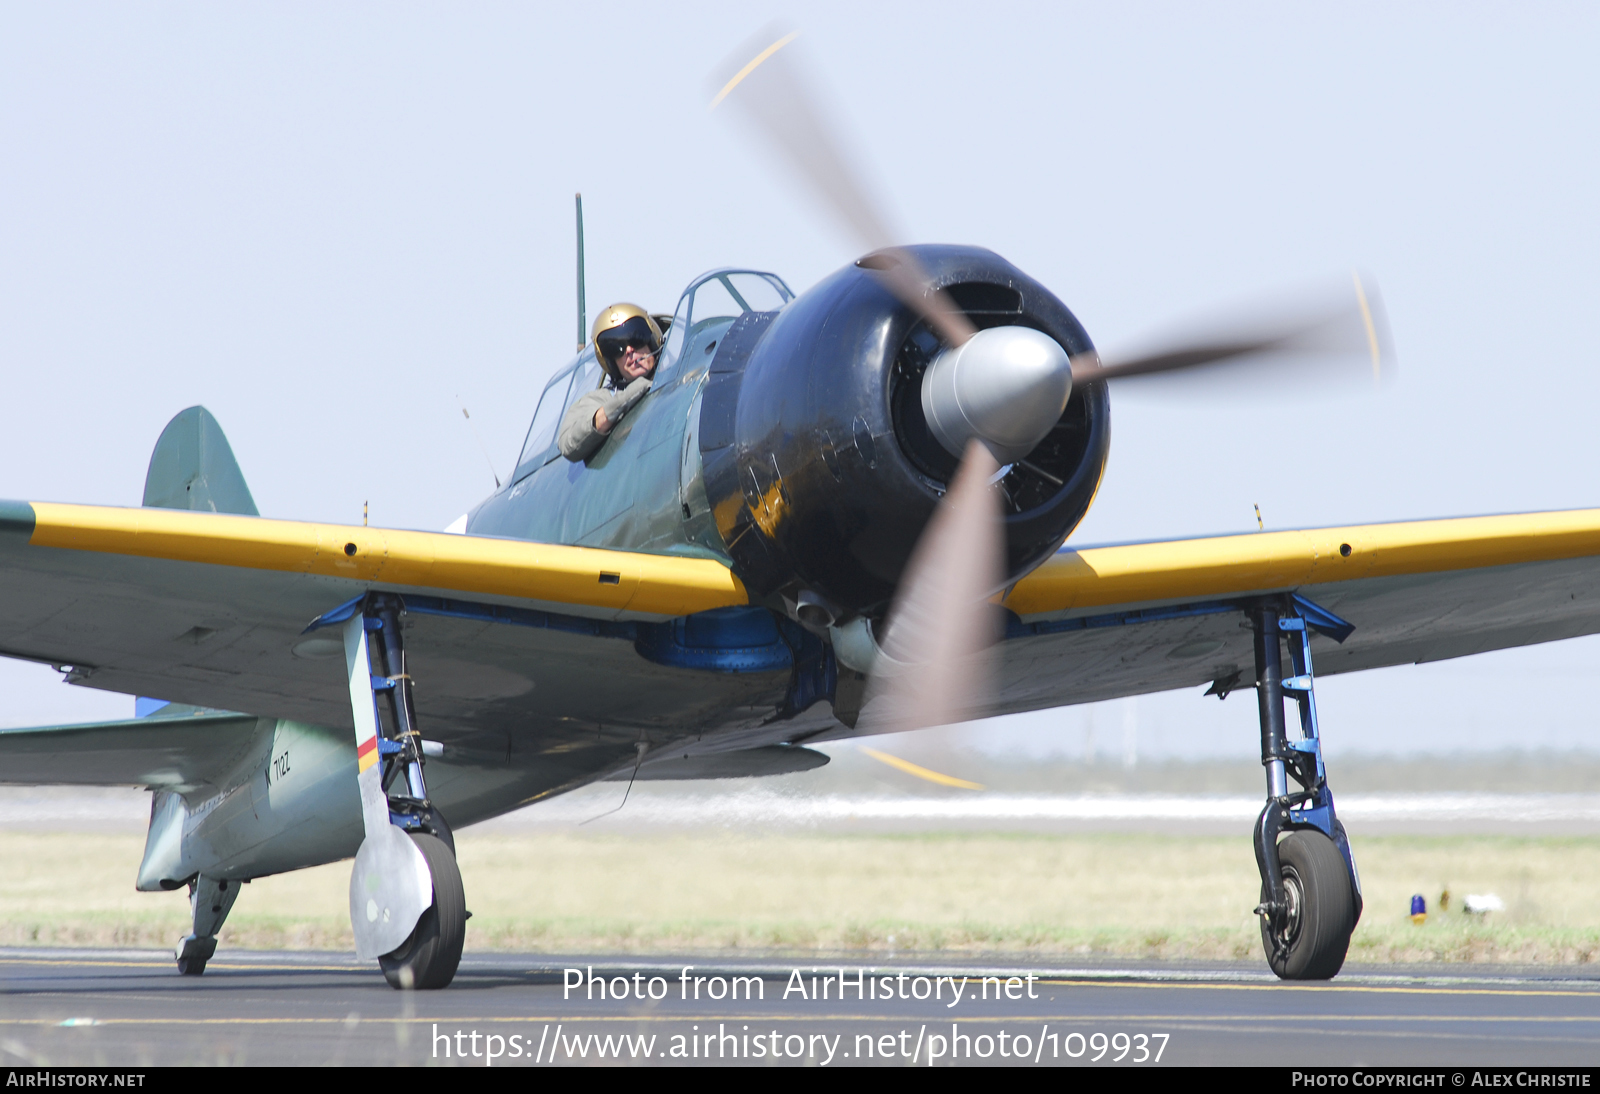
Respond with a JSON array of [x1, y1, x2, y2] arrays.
[[488, 789, 1600, 831]]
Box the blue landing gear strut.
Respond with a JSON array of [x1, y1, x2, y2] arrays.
[[332, 593, 466, 990], [364, 596, 454, 853], [1249, 596, 1363, 980]]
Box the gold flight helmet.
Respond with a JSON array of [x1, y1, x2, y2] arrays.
[[591, 304, 664, 385]]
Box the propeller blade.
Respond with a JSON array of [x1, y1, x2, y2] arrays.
[[711, 28, 975, 347], [856, 249, 977, 348], [1071, 274, 1392, 389], [714, 30, 1394, 390], [866, 439, 1005, 734], [711, 28, 893, 251]]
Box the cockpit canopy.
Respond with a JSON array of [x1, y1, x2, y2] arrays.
[[511, 269, 792, 482]]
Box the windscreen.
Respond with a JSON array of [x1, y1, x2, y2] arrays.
[[513, 367, 577, 480], [688, 272, 790, 330], [656, 271, 793, 382]]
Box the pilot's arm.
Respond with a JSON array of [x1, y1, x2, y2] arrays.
[[558, 375, 653, 462]]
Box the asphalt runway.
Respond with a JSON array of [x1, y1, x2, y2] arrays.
[[0, 950, 1596, 1067]]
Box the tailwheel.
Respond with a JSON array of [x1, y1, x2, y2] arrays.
[[1259, 829, 1356, 980], [379, 834, 465, 990]]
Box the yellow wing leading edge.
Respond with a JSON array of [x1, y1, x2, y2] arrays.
[[19, 502, 748, 620], [1005, 509, 1600, 621], [18, 501, 1600, 627]]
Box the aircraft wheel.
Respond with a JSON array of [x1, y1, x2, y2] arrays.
[[379, 834, 465, 990], [1259, 829, 1356, 980], [176, 956, 206, 976]]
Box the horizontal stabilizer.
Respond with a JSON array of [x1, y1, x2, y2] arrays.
[[0, 710, 263, 790]]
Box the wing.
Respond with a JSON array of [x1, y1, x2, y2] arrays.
[[975, 508, 1600, 716], [0, 499, 790, 792], [11, 493, 1600, 794]]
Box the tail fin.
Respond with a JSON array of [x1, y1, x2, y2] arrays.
[[142, 406, 259, 516]]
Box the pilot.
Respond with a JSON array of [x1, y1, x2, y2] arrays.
[[558, 303, 664, 462]]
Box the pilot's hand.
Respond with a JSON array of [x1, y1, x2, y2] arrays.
[[618, 374, 653, 410], [594, 376, 653, 435]]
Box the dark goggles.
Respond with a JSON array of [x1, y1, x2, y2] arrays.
[[597, 316, 658, 363]]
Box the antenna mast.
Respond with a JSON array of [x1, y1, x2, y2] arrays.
[[575, 193, 587, 352]]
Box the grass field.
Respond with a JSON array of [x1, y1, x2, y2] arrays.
[[1, 831, 1596, 964]]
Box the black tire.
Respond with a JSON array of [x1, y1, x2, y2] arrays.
[[176, 957, 206, 976], [379, 833, 465, 990], [1259, 829, 1357, 980]]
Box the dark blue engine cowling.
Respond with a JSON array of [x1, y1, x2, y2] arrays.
[[698, 244, 1110, 618]]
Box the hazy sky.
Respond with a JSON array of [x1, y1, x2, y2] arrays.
[[2, 3, 1597, 759]]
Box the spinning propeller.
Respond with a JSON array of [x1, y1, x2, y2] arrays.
[[712, 28, 1390, 735]]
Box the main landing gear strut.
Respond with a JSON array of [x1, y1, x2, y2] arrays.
[[340, 594, 465, 990], [1245, 596, 1363, 980]]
